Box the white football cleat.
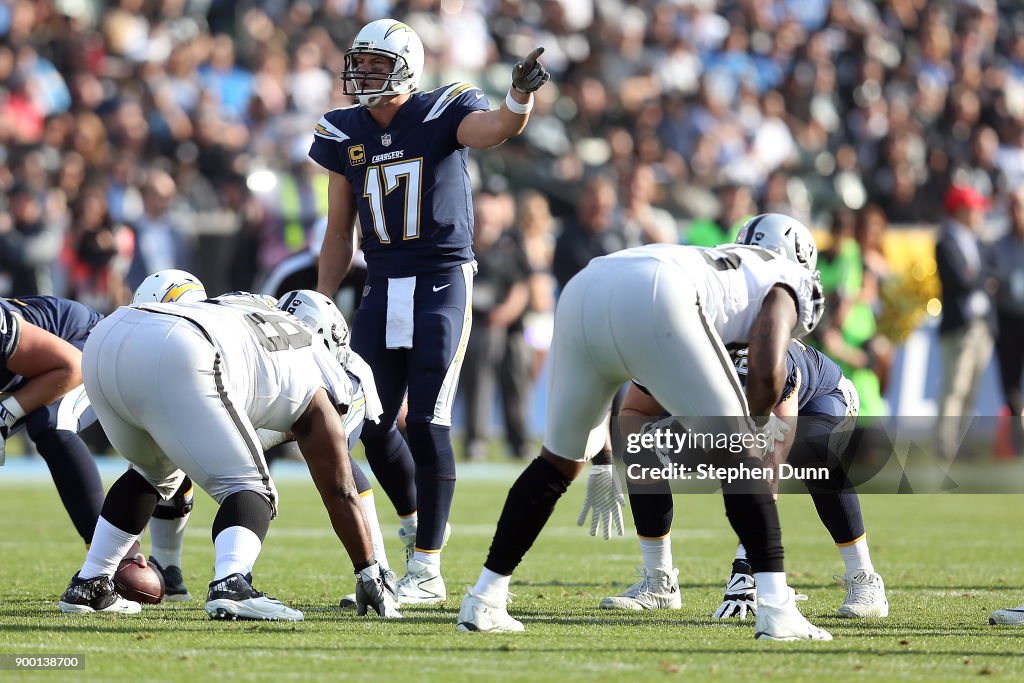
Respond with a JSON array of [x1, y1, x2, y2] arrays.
[[398, 522, 452, 563], [990, 605, 1024, 625], [754, 589, 832, 641], [835, 570, 889, 618], [599, 567, 681, 610], [205, 573, 303, 622], [395, 559, 446, 605], [456, 589, 524, 633]]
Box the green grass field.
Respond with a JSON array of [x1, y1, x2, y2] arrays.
[[2, 464, 1023, 681]]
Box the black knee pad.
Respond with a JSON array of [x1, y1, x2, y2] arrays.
[[153, 477, 195, 519]]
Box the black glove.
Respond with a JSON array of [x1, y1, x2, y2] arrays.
[[512, 47, 550, 93]]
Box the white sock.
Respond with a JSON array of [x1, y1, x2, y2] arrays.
[[735, 543, 747, 561], [213, 526, 262, 581], [360, 492, 390, 572], [80, 517, 140, 580], [399, 512, 417, 536], [413, 550, 441, 567], [838, 536, 874, 575], [473, 567, 511, 603], [639, 535, 673, 574], [753, 572, 789, 604], [149, 512, 189, 568]]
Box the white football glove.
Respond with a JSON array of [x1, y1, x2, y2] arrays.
[[355, 565, 402, 619], [577, 464, 625, 540], [711, 571, 757, 620], [755, 415, 790, 457]]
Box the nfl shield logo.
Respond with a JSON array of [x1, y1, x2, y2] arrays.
[[381, 133, 392, 147]]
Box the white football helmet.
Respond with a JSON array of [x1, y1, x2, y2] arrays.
[[131, 269, 207, 304], [735, 213, 818, 272], [342, 19, 424, 107], [277, 289, 350, 365]]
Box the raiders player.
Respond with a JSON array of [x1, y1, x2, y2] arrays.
[[58, 292, 399, 619], [456, 213, 833, 641]]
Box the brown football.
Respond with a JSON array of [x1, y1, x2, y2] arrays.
[[114, 557, 165, 605]]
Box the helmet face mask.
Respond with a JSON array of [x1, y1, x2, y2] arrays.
[[341, 19, 424, 107], [735, 213, 819, 272], [276, 290, 350, 365], [132, 269, 207, 305]]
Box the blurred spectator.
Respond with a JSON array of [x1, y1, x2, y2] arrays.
[[935, 184, 997, 460], [684, 181, 754, 247], [552, 175, 633, 292], [62, 184, 132, 313], [254, 148, 330, 275], [992, 189, 1024, 453], [462, 191, 532, 461], [0, 183, 65, 296], [620, 163, 678, 245], [516, 190, 557, 383], [817, 205, 892, 417], [124, 169, 192, 291]]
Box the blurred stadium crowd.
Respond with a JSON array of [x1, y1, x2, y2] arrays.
[[2, 0, 1024, 457]]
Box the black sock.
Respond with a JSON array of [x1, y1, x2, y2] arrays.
[[101, 469, 161, 535], [719, 455, 783, 574], [628, 487, 674, 538], [212, 490, 273, 543], [484, 457, 572, 575], [35, 430, 105, 544], [362, 425, 418, 516], [406, 422, 456, 550]]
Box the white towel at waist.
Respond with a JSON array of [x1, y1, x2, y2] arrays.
[[386, 276, 416, 349]]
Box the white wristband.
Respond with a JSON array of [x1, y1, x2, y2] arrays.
[[0, 396, 26, 428], [505, 89, 533, 115]]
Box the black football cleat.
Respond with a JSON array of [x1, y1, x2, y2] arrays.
[[59, 572, 142, 614]]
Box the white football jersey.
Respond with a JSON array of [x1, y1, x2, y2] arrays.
[[596, 243, 823, 343], [136, 293, 352, 433]]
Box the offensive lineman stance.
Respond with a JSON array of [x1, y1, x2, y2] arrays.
[[456, 214, 832, 641], [58, 293, 399, 619]]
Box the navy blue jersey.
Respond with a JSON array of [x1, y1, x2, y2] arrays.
[[308, 83, 489, 278], [0, 297, 103, 392], [1, 297, 103, 345], [732, 339, 844, 410]]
